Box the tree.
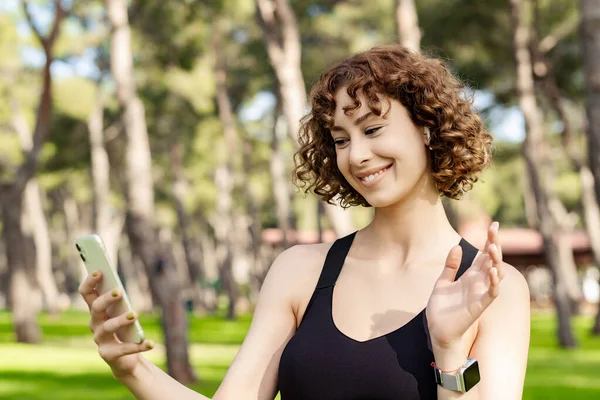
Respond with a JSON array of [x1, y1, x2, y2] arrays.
[[256, 0, 355, 237], [509, 0, 577, 347], [0, 0, 66, 343], [212, 18, 242, 320], [395, 0, 420, 51], [106, 0, 196, 383], [11, 101, 60, 315], [580, 0, 600, 334]]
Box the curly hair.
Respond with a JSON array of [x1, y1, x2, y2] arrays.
[[292, 44, 493, 208]]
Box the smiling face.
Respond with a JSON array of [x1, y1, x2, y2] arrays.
[[331, 88, 436, 208]]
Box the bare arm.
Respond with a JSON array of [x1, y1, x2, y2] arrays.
[[434, 264, 530, 400], [212, 244, 319, 399], [81, 245, 316, 400], [118, 356, 209, 399], [467, 264, 530, 399]]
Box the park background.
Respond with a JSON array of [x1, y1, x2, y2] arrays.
[[1, 0, 600, 398]]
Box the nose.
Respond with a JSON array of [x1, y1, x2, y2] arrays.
[[348, 137, 373, 167]]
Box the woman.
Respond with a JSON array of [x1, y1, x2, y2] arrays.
[[79, 45, 530, 399]]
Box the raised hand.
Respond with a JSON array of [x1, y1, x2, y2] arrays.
[[78, 271, 155, 379], [426, 222, 504, 352]]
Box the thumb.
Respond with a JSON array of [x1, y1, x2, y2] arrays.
[[435, 245, 463, 286]]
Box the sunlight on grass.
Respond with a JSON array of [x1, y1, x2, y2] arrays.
[[0, 311, 599, 399]]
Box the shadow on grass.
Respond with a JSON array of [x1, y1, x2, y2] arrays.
[[0, 370, 224, 400]]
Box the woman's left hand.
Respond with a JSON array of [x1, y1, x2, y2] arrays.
[[425, 222, 504, 352]]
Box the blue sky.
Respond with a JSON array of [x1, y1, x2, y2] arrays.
[[1, 1, 525, 142]]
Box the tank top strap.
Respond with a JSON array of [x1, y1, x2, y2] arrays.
[[315, 231, 357, 289], [455, 238, 479, 280]]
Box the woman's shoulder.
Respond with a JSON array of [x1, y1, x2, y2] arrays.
[[265, 241, 335, 318], [267, 241, 334, 286], [480, 261, 530, 327]]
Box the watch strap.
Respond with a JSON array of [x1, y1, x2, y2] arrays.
[[432, 358, 475, 392], [434, 368, 464, 391]]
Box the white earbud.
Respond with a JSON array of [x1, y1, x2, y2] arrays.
[[424, 126, 432, 150]]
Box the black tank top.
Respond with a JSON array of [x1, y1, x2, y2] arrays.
[[278, 231, 479, 400]]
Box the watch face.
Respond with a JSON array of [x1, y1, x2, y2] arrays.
[[463, 360, 481, 391]]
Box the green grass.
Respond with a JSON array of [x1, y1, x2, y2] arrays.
[[0, 311, 599, 399]]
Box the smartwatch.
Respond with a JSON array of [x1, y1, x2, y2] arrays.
[[432, 358, 480, 392]]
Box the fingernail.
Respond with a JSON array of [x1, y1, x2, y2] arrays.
[[489, 243, 497, 252], [146, 341, 154, 349], [112, 289, 119, 297], [492, 222, 499, 232], [91, 271, 98, 277], [126, 312, 135, 320], [492, 267, 498, 276]]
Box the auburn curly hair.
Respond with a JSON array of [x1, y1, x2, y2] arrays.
[[292, 44, 493, 208]]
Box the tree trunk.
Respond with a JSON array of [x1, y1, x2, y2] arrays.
[[0, 234, 8, 307], [11, 104, 60, 314], [212, 20, 241, 320], [581, 0, 600, 213], [531, 14, 600, 320], [256, 0, 355, 237], [23, 180, 59, 313], [196, 216, 219, 313], [153, 247, 196, 384], [241, 135, 266, 300], [580, 0, 600, 334], [61, 190, 90, 309], [107, 0, 196, 383], [88, 89, 123, 265], [117, 235, 153, 313], [271, 112, 293, 248], [510, 0, 576, 347], [395, 0, 421, 52], [549, 198, 583, 307], [171, 143, 209, 313], [1, 188, 42, 343]]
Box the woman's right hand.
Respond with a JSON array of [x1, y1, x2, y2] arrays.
[[78, 271, 155, 380]]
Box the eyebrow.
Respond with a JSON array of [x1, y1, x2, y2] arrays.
[[331, 111, 374, 132]]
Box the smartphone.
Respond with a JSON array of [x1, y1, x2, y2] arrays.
[[75, 234, 145, 344]]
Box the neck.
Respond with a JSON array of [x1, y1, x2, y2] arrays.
[[359, 187, 461, 266]]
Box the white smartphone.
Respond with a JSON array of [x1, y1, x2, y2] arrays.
[[75, 234, 145, 344]]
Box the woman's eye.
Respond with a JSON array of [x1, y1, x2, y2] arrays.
[[334, 138, 348, 146], [365, 126, 382, 135]]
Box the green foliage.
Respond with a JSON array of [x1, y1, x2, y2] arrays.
[[53, 77, 96, 121], [0, 14, 19, 71], [130, 0, 211, 71], [554, 171, 582, 212]]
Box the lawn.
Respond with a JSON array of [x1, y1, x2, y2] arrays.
[[0, 311, 599, 399]]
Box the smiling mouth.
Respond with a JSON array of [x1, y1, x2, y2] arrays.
[[358, 164, 393, 185]]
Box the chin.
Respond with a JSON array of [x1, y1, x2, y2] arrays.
[[360, 189, 407, 208]]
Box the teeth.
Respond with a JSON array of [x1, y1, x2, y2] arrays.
[[361, 166, 389, 183]]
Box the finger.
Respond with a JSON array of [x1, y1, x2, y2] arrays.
[[484, 221, 499, 253], [94, 310, 138, 344], [488, 243, 504, 280], [90, 288, 122, 327], [487, 266, 501, 298], [78, 271, 103, 309], [98, 340, 155, 363], [436, 245, 463, 285]]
